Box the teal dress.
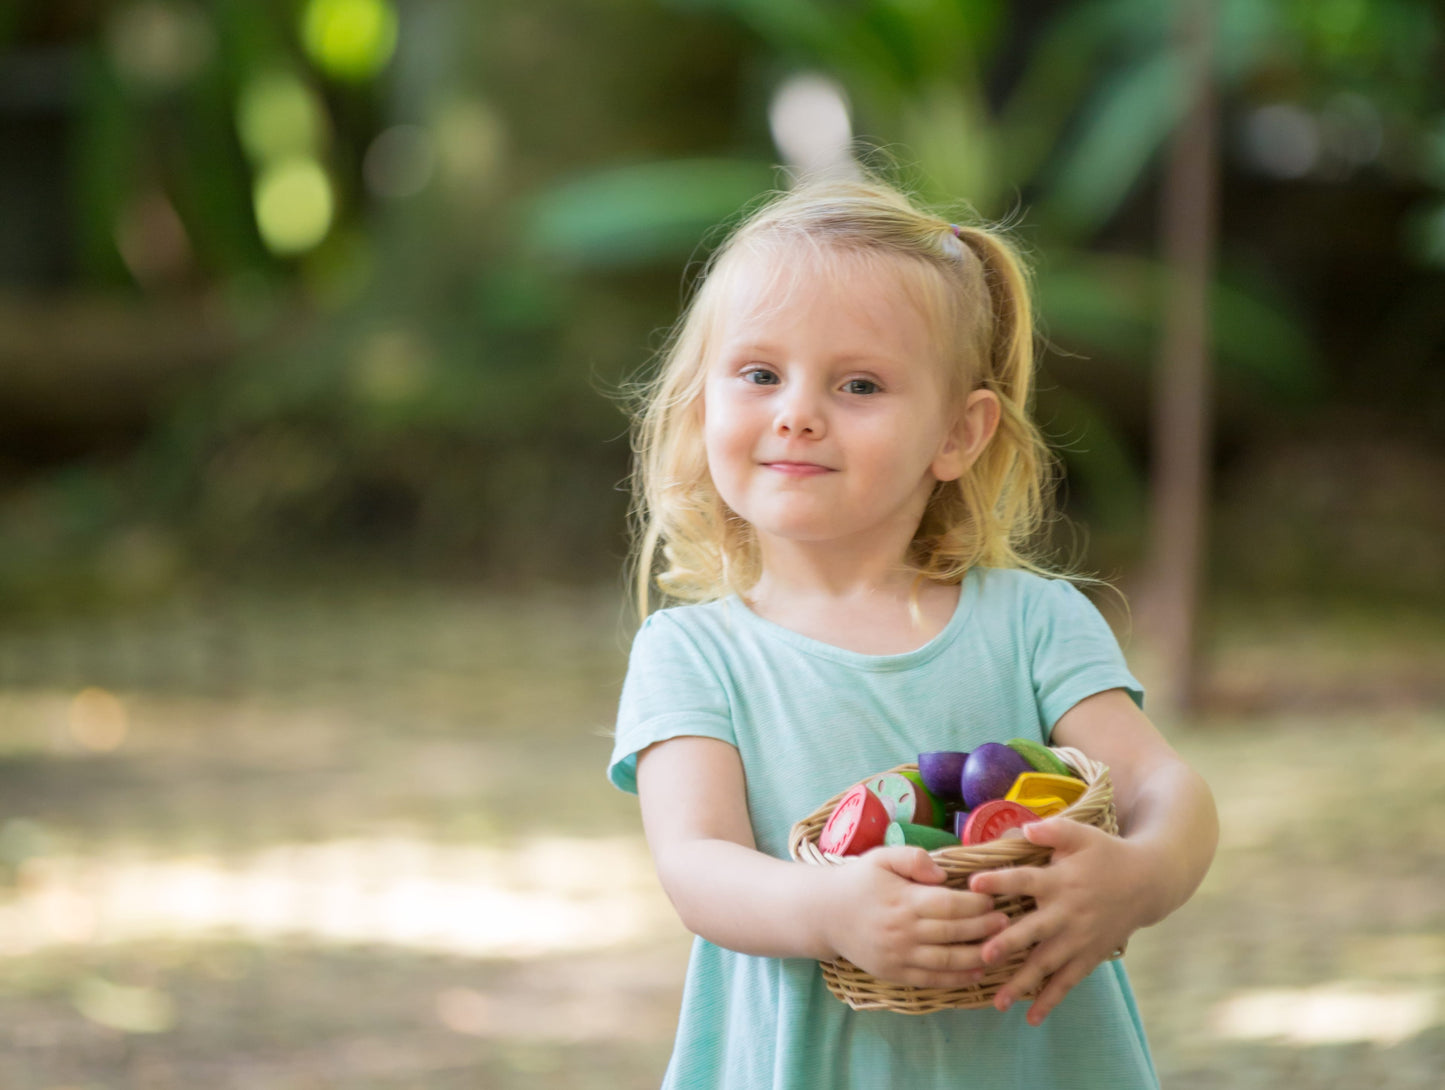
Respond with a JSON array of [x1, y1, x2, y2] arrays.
[[608, 568, 1159, 1089]]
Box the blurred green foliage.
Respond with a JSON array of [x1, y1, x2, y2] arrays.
[[0, 0, 1442, 611]]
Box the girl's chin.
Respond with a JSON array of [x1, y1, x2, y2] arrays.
[[741, 515, 839, 541], [750, 519, 889, 546]]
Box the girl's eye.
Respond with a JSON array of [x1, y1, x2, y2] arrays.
[[843, 378, 880, 395], [742, 367, 780, 386]]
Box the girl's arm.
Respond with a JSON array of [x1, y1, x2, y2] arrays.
[[967, 688, 1218, 1024], [636, 735, 1011, 987]]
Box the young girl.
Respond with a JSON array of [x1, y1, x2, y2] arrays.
[[608, 176, 1217, 1089]]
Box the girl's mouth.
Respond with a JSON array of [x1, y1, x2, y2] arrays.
[[764, 461, 833, 477]]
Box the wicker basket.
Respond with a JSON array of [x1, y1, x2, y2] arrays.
[[786, 745, 1122, 1014]]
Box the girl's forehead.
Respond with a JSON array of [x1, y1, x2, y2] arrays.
[[712, 245, 943, 352]]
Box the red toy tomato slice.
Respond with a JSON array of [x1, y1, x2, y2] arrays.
[[819, 785, 890, 856], [960, 799, 1040, 845]]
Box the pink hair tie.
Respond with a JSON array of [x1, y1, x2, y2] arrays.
[[949, 224, 964, 238]]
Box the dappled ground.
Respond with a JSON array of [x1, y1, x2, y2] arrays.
[[0, 582, 1441, 1088]]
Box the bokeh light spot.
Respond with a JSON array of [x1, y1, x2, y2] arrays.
[[364, 124, 436, 199], [354, 328, 432, 404], [0, 836, 677, 959], [73, 977, 176, 1035], [769, 73, 855, 178], [436, 986, 492, 1036], [1210, 982, 1440, 1046], [115, 191, 192, 286], [1242, 103, 1320, 179], [237, 70, 329, 164], [69, 688, 128, 753], [301, 0, 398, 82], [254, 158, 335, 255], [434, 97, 506, 195], [106, 0, 214, 91]]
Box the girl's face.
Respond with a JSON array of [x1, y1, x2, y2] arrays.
[[702, 248, 982, 561]]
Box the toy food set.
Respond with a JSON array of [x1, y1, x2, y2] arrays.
[[787, 742, 1123, 1013]]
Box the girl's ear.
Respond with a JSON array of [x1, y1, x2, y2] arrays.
[[932, 389, 1001, 482]]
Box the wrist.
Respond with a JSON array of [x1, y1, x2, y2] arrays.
[[804, 860, 853, 963]]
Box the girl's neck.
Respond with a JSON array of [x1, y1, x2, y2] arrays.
[[749, 530, 915, 599], [744, 571, 961, 656]]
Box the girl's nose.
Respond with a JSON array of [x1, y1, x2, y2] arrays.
[[773, 387, 826, 438]]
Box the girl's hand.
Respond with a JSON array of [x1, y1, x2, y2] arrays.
[[821, 846, 1012, 989], [967, 818, 1151, 1025]]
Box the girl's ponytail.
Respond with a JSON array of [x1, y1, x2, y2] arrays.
[[912, 223, 1057, 581]]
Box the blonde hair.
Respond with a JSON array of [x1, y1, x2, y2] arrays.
[[628, 174, 1061, 617]]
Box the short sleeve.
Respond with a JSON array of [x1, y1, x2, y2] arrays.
[[607, 610, 737, 794], [1028, 579, 1145, 737]]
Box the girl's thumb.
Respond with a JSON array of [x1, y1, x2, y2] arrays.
[[1023, 817, 1088, 851], [874, 846, 947, 884]]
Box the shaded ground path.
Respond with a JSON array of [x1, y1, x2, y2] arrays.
[[0, 584, 1440, 1087]]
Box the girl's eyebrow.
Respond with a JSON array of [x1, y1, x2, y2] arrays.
[[724, 342, 898, 367], [721, 341, 782, 356]]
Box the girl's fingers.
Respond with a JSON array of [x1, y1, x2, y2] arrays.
[[979, 903, 1059, 966], [1023, 956, 1094, 1026], [869, 846, 948, 885], [917, 911, 1011, 947], [1022, 817, 1097, 852], [908, 940, 989, 974], [993, 938, 1068, 1012], [968, 864, 1044, 899], [915, 884, 997, 920]]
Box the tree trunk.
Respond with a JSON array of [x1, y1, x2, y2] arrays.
[[1141, 0, 1219, 719]]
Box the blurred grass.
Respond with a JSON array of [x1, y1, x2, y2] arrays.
[[0, 581, 1441, 1088]]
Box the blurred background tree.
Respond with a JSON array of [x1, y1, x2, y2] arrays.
[[1, 0, 1442, 638]]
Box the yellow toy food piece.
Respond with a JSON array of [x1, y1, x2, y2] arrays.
[[1005, 772, 1085, 817], [1015, 795, 1068, 817]]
